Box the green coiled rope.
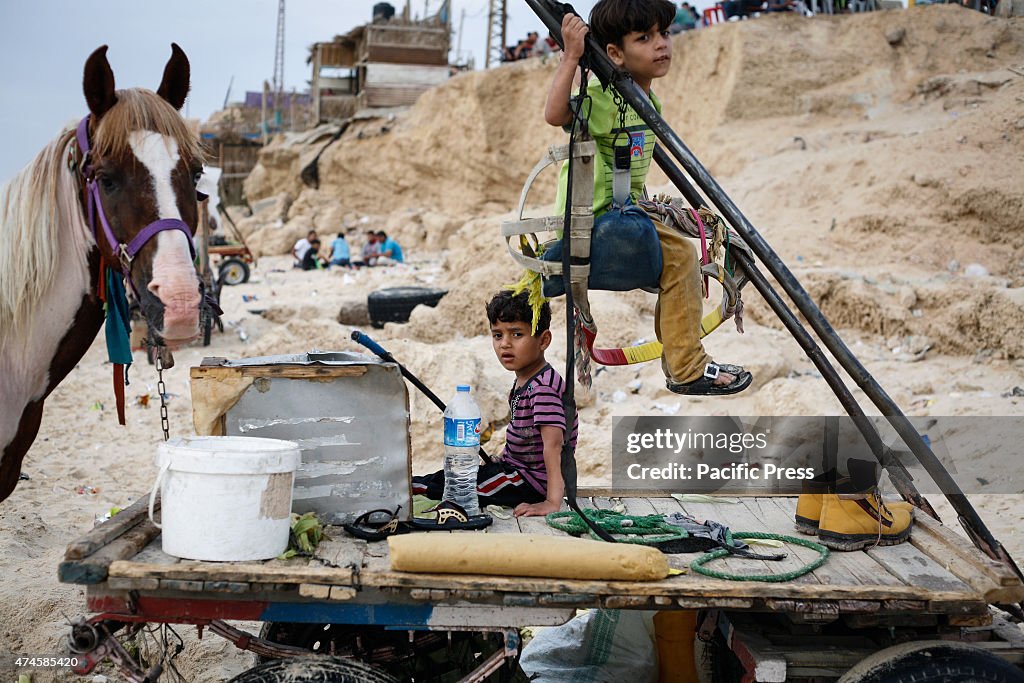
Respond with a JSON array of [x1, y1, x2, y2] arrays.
[[546, 510, 830, 582], [546, 509, 688, 544], [690, 532, 830, 583]]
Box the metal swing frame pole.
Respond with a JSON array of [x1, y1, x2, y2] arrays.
[[653, 147, 933, 518], [524, 0, 1017, 574]]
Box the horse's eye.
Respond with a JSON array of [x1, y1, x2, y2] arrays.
[[98, 175, 116, 193], [192, 170, 203, 186]]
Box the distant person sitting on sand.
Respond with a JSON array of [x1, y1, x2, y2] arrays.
[[328, 232, 351, 267], [671, 2, 697, 31], [293, 229, 317, 268], [358, 230, 380, 267], [300, 239, 326, 270], [375, 230, 404, 264], [504, 32, 540, 61], [532, 34, 561, 60]]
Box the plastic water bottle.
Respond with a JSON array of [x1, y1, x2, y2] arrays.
[[443, 384, 482, 516]]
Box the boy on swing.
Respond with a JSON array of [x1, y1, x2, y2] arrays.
[[545, 0, 752, 396]]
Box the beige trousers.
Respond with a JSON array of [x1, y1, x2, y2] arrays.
[[653, 218, 712, 383]]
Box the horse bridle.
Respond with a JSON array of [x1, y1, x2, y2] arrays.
[[75, 115, 197, 299]]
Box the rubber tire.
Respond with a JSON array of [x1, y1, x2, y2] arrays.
[[226, 655, 399, 683], [367, 287, 447, 328], [219, 257, 250, 286], [838, 641, 1024, 683]]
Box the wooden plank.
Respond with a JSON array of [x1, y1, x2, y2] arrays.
[[131, 537, 181, 566], [159, 579, 204, 592], [911, 527, 1024, 603], [911, 515, 1024, 595], [108, 577, 159, 591], [483, 507, 521, 536], [108, 559, 355, 585], [605, 595, 652, 608], [190, 365, 367, 380], [765, 497, 905, 588], [915, 515, 1021, 586], [299, 584, 332, 599], [203, 581, 252, 594], [357, 561, 982, 605], [948, 613, 993, 626], [517, 513, 573, 538], [64, 496, 152, 560], [58, 520, 161, 584], [866, 543, 975, 594]]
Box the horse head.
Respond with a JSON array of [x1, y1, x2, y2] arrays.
[[81, 44, 204, 346]]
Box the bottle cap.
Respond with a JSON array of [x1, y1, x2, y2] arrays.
[[457, 384, 471, 392]]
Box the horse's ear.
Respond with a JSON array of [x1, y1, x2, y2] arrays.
[[83, 45, 117, 119], [156, 43, 190, 111]]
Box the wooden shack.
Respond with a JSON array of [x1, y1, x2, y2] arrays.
[[199, 132, 262, 206], [310, 12, 450, 122]]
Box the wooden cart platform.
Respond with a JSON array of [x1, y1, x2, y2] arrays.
[[60, 493, 1024, 628]]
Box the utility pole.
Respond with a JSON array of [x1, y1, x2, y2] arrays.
[[485, 0, 508, 68], [272, 0, 286, 132]]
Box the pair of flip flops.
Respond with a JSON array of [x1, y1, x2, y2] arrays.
[[343, 502, 492, 541]]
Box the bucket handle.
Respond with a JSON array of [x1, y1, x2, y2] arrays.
[[148, 462, 170, 529]]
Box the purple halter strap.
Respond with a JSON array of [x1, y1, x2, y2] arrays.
[[75, 116, 196, 293]]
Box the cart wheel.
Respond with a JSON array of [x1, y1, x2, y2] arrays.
[[219, 257, 250, 286], [226, 655, 398, 683], [838, 641, 1024, 682]]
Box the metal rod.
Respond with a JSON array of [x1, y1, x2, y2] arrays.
[[653, 147, 935, 517]]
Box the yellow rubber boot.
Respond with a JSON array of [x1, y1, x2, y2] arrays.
[[818, 493, 913, 551], [796, 493, 913, 535], [795, 493, 823, 535]]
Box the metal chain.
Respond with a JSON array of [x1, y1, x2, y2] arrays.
[[155, 351, 170, 442]]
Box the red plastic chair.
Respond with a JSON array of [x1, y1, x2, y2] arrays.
[[703, 4, 726, 24]]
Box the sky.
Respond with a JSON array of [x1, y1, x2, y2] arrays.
[[0, 0, 613, 184]]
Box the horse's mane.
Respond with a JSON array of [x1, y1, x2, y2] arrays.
[[0, 126, 90, 346], [0, 88, 204, 346], [92, 89, 204, 167]]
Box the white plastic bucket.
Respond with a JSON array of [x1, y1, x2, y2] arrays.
[[148, 436, 301, 561]]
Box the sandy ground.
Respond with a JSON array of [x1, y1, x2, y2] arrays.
[[2, 5, 1024, 681]]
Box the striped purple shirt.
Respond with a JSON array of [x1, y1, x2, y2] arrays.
[[502, 364, 579, 496]]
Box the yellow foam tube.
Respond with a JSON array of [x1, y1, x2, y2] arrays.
[[389, 533, 670, 581]]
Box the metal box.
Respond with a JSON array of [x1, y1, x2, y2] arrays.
[[190, 352, 411, 524]]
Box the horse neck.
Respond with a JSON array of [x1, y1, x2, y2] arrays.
[[0, 128, 96, 347]]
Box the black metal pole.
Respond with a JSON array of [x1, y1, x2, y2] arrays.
[[653, 147, 935, 518], [351, 330, 493, 465], [524, 0, 1012, 567]]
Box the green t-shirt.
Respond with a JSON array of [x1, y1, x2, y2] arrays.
[[555, 78, 663, 218]]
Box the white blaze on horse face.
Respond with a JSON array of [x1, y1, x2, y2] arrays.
[[128, 130, 200, 343]]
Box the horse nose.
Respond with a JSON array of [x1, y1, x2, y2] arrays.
[[147, 264, 201, 343]]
